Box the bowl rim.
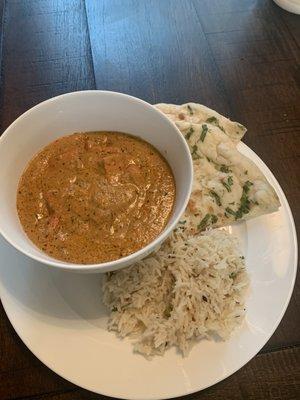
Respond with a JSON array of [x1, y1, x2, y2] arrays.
[[0, 90, 193, 272]]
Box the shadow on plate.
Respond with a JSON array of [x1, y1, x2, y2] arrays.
[[0, 237, 109, 328]]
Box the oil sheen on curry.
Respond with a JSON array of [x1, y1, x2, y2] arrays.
[[17, 132, 176, 264]]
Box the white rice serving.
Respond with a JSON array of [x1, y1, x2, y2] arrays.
[[103, 228, 249, 357]]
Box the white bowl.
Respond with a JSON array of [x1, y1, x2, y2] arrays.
[[0, 91, 193, 273], [273, 0, 300, 14]]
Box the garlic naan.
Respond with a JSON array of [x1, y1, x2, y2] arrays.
[[156, 103, 280, 232]]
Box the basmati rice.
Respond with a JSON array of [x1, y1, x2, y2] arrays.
[[102, 228, 249, 357]]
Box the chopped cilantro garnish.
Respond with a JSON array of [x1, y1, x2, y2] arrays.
[[220, 165, 231, 173], [197, 214, 211, 231], [185, 126, 194, 140], [234, 181, 253, 219], [206, 116, 224, 132], [197, 213, 218, 231], [191, 144, 201, 160], [206, 116, 218, 124], [225, 181, 253, 220], [222, 175, 234, 192], [164, 304, 173, 318], [225, 207, 236, 217], [209, 190, 221, 206], [229, 272, 237, 279], [244, 180, 253, 193], [200, 124, 208, 142], [178, 220, 186, 225], [187, 104, 193, 115], [211, 214, 218, 224]]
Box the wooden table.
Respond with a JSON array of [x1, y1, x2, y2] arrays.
[[0, 1, 299, 399]]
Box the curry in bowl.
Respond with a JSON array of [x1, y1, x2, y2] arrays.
[[17, 132, 175, 264]]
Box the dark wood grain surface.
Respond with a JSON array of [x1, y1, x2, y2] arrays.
[[0, 0, 299, 399]]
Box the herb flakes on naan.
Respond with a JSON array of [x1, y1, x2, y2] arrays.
[[156, 103, 280, 232], [156, 102, 247, 143]]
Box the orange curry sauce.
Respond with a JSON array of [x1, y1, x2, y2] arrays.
[[17, 132, 175, 264]]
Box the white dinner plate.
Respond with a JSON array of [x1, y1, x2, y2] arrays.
[[0, 143, 297, 400]]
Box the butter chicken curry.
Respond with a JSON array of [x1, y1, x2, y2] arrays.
[[17, 132, 175, 264]]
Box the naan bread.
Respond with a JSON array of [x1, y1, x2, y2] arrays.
[[155, 104, 280, 232], [156, 102, 247, 143]]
